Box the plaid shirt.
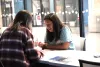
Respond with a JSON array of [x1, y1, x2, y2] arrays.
[[0, 27, 41, 67]]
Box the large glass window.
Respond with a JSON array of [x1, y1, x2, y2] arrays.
[[32, 0, 50, 26], [32, 0, 41, 26], [1, 0, 13, 27], [55, 0, 80, 35], [0, 1, 2, 32], [14, 0, 24, 14], [85, 0, 100, 52], [0, 0, 80, 36], [32, 0, 80, 35], [55, 0, 65, 23]]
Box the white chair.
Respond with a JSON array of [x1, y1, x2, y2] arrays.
[[79, 59, 100, 67], [73, 36, 86, 51]]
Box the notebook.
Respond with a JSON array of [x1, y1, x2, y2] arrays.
[[50, 56, 67, 61]]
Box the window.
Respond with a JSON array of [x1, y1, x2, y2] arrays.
[[1, 0, 13, 27], [55, 0, 80, 36], [32, 0, 50, 27]]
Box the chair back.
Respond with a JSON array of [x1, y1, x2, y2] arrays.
[[79, 59, 100, 67], [73, 37, 86, 51]]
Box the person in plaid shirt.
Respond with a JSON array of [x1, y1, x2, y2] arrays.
[[0, 10, 43, 67]]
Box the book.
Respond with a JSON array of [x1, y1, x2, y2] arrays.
[[50, 56, 67, 61]]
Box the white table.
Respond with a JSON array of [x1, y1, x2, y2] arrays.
[[40, 50, 100, 67]]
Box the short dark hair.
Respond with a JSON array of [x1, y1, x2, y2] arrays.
[[44, 13, 64, 42], [10, 10, 33, 31]]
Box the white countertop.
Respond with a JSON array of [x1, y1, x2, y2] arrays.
[[40, 50, 100, 67]]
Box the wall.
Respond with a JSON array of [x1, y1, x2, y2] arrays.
[[1, 27, 46, 42], [32, 27, 46, 42]]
